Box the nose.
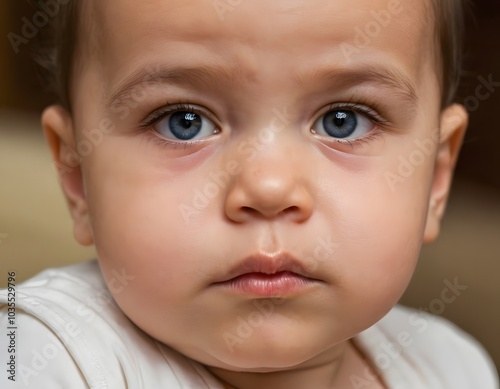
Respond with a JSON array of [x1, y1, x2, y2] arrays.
[[224, 159, 314, 223]]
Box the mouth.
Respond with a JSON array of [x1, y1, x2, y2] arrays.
[[211, 252, 323, 297]]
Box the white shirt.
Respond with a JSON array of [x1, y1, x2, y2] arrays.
[[0, 260, 497, 388]]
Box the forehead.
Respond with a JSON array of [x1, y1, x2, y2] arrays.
[[83, 0, 435, 102]]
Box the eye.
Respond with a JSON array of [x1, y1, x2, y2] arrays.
[[153, 108, 218, 141], [312, 109, 374, 140]]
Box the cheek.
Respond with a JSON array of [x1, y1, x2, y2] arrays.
[[315, 142, 433, 316], [84, 139, 216, 310]]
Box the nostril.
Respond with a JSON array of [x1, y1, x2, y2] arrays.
[[241, 206, 261, 217], [241, 205, 302, 219], [241, 206, 254, 213], [284, 206, 300, 213]]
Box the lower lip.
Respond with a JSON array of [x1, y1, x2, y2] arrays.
[[215, 271, 316, 297]]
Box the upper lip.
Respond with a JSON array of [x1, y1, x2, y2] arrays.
[[215, 251, 319, 283]]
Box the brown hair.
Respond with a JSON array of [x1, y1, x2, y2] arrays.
[[32, 0, 468, 111], [31, 0, 78, 112], [433, 0, 469, 107]]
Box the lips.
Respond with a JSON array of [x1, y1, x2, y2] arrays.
[[212, 252, 323, 297]]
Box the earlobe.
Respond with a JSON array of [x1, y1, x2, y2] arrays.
[[42, 105, 94, 246], [423, 104, 468, 243]]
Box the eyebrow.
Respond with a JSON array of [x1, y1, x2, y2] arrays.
[[107, 65, 242, 108], [295, 64, 419, 106], [107, 62, 419, 109]]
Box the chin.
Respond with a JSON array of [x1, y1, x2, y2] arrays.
[[204, 337, 330, 371]]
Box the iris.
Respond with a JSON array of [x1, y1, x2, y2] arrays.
[[169, 111, 203, 140], [322, 110, 358, 138]]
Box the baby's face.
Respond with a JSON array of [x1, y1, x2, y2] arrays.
[[57, 0, 461, 373]]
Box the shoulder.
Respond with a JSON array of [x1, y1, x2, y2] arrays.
[[0, 260, 222, 388], [0, 261, 126, 388], [360, 305, 499, 388], [0, 306, 89, 388]]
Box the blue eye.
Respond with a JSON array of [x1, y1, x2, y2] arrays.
[[312, 109, 374, 140], [153, 109, 217, 141]]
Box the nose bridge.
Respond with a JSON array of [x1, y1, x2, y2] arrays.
[[229, 104, 297, 179], [224, 124, 314, 223]]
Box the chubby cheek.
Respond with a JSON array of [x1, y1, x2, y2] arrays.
[[331, 146, 433, 323], [302, 136, 433, 334], [84, 137, 218, 330]]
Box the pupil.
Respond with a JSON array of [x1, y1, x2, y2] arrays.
[[170, 111, 202, 140], [322, 110, 357, 139], [334, 112, 347, 127]]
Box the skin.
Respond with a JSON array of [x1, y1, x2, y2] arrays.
[[42, 0, 468, 388]]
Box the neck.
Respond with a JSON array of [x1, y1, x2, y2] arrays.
[[207, 340, 377, 389]]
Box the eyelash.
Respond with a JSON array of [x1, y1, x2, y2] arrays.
[[139, 100, 389, 150], [328, 101, 388, 126], [318, 101, 389, 147], [139, 102, 219, 150]]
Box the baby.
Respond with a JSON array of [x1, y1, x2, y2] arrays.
[[1, 0, 499, 388]]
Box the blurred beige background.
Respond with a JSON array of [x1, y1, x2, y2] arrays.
[[0, 111, 96, 279], [1, 0, 499, 374]]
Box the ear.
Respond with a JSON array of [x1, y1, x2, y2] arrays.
[[42, 105, 94, 246], [423, 104, 468, 244]]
